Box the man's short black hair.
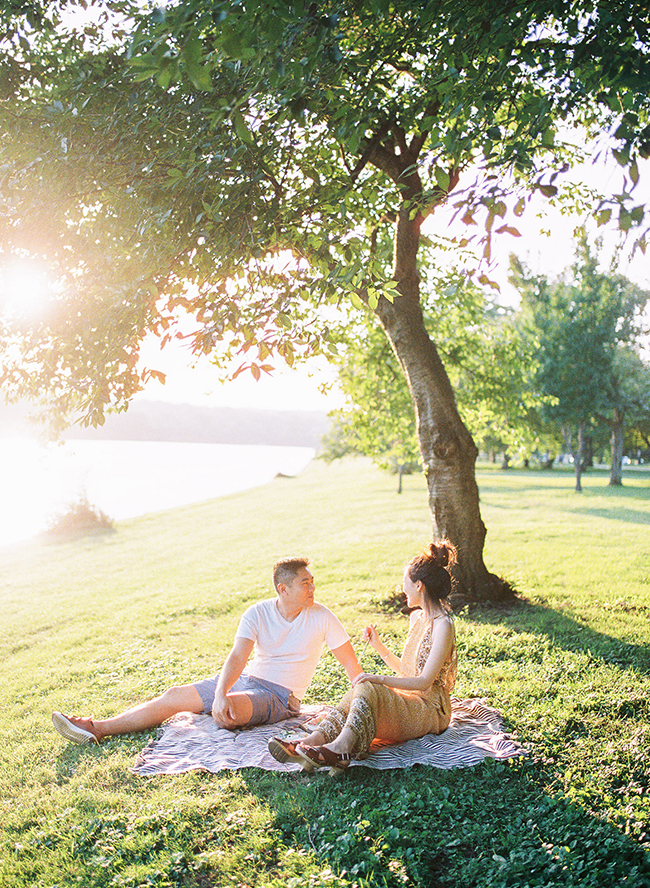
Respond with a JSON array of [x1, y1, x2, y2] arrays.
[[272, 557, 310, 591]]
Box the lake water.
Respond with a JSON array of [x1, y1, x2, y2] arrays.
[[0, 438, 315, 548]]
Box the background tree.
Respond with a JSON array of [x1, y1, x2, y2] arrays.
[[2, 1, 650, 597], [607, 346, 650, 481], [320, 323, 421, 494], [324, 269, 543, 477], [511, 232, 649, 490]]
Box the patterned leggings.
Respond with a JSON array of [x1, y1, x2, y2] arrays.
[[316, 681, 451, 757]]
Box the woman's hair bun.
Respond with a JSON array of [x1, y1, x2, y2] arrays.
[[428, 540, 457, 569]]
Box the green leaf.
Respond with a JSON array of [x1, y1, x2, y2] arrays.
[[619, 207, 631, 231], [613, 147, 630, 166], [156, 63, 175, 90], [541, 127, 555, 147], [233, 111, 255, 146], [434, 167, 450, 191], [182, 34, 212, 91]]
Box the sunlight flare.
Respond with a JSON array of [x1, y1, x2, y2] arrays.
[[0, 260, 52, 320]]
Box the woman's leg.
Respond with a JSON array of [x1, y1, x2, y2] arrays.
[[299, 689, 353, 746], [301, 684, 379, 759], [311, 684, 449, 757]]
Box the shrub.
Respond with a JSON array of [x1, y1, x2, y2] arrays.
[[41, 495, 114, 540]]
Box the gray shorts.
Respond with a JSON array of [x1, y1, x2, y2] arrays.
[[193, 672, 299, 727]]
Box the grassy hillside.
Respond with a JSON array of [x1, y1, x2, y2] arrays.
[[1, 458, 648, 888]]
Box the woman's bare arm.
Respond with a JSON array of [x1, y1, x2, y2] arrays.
[[354, 618, 454, 691]]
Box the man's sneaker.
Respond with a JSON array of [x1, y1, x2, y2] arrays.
[[52, 712, 100, 745]]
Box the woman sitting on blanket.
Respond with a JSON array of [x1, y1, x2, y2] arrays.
[[269, 540, 457, 774]]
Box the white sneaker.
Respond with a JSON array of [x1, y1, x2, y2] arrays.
[[52, 712, 99, 745]]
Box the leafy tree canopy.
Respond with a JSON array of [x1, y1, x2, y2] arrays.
[[1, 0, 650, 425]]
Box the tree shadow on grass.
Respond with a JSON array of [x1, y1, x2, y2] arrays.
[[564, 504, 650, 526], [465, 597, 650, 676], [245, 755, 650, 888], [47, 707, 650, 888], [239, 596, 650, 886], [477, 467, 650, 502]]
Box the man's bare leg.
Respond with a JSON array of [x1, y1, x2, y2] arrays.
[[93, 683, 204, 737], [53, 684, 204, 743]]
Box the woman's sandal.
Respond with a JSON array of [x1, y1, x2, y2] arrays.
[[296, 744, 354, 775], [267, 737, 315, 772]]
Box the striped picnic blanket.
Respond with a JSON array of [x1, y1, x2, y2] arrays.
[[132, 697, 527, 775]]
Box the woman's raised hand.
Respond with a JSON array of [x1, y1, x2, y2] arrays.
[[363, 624, 381, 650]]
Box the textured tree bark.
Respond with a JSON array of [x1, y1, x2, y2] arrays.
[[374, 201, 509, 601], [609, 408, 624, 486]]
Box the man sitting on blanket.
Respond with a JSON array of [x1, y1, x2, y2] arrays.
[[52, 557, 362, 745]]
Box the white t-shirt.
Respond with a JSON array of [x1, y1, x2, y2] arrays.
[[235, 598, 350, 699]]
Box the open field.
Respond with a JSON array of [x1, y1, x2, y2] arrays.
[[1, 458, 648, 888]]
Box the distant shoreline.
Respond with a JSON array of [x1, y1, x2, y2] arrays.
[[0, 400, 330, 450]]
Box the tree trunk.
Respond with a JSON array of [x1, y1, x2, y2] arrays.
[[609, 407, 624, 486], [574, 422, 585, 492], [374, 201, 508, 601]]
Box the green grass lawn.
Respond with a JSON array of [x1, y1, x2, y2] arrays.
[[1, 458, 648, 888]]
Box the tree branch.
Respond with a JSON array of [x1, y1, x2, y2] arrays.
[[349, 120, 391, 183]]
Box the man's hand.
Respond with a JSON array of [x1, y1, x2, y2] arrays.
[[211, 691, 236, 726], [212, 636, 255, 727]]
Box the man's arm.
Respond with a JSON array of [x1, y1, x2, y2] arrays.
[[330, 640, 362, 682], [212, 636, 255, 724]]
